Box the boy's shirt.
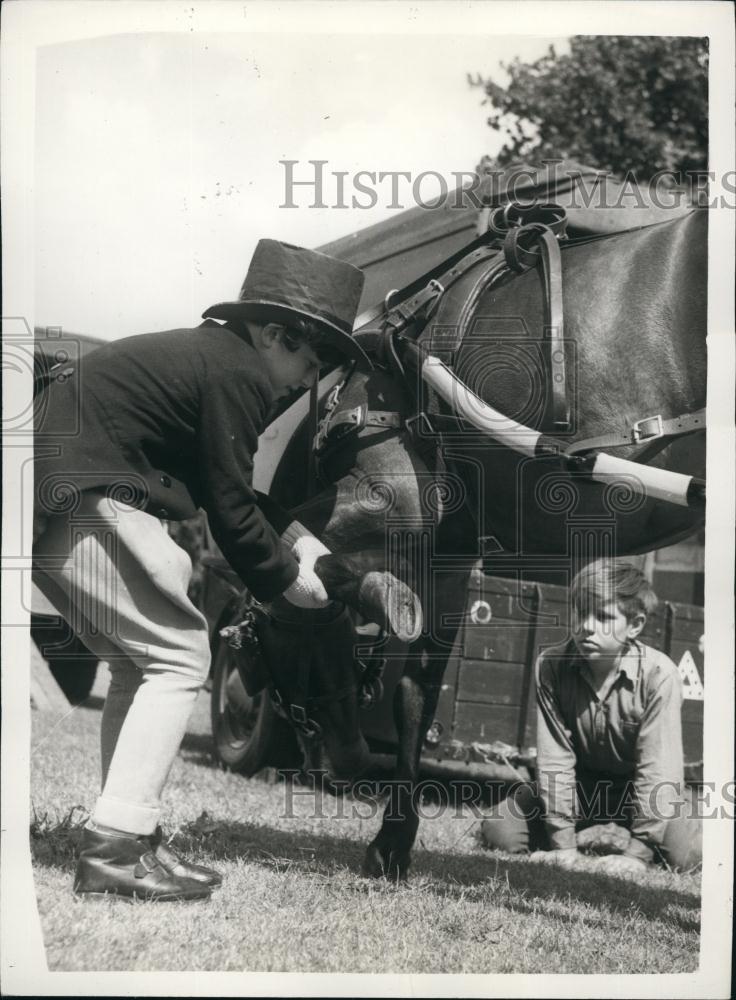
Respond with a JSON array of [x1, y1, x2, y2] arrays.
[[535, 639, 685, 861]]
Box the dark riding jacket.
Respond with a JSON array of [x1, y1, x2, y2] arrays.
[[34, 320, 299, 601]]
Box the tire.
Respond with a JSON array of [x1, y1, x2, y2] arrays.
[[209, 617, 300, 775]]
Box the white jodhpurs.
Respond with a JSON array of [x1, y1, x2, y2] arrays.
[[33, 494, 211, 835]]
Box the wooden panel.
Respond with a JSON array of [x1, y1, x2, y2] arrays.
[[669, 617, 705, 644], [522, 671, 538, 749], [431, 679, 460, 749], [669, 640, 705, 679], [669, 601, 705, 624], [453, 701, 523, 747], [467, 578, 547, 619], [639, 609, 667, 650], [464, 592, 519, 621], [456, 660, 527, 707], [682, 701, 704, 728], [467, 572, 539, 598], [682, 717, 704, 765], [530, 595, 571, 659], [463, 624, 532, 663]]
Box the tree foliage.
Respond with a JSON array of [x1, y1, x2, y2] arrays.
[[478, 36, 708, 180]]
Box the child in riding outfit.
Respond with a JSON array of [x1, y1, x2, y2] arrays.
[[33, 240, 371, 902], [481, 560, 701, 874]]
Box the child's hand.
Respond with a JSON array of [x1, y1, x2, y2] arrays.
[[577, 822, 632, 855], [283, 566, 331, 608], [593, 854, 648, 878], [528, 848, 582, 870]]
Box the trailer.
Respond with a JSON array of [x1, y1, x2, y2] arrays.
[[198, 521, 704, 785]]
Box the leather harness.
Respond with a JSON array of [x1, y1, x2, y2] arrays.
[[313, 202, 705, 482]]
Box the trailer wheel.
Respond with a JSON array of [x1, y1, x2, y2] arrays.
[[210, 617, 299, 775]]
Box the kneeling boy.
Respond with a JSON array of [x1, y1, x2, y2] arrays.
[[482, 560, 701, 874]]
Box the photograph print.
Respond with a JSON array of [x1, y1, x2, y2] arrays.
[[2, 1, 734, 995]]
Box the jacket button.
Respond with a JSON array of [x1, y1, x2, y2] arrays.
[[160, 474, 172, 488], [158, 507, 169, 518]]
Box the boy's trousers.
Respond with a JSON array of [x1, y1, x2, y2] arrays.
[[33, 493, 212, 835], [482, 777, 702, 871]]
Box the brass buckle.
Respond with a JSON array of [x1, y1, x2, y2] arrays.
[[632, 414, 664, 443]]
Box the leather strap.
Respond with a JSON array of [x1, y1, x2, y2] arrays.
[[354, 229, 506, 337], [503, 223, 569, 431], [565, 409, 706, 456], [307, 377, 320, 499], [328, 407, 402, 433], [379, 203, 567, 343]]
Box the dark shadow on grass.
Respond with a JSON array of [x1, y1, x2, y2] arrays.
[[78, 694, 105, 712], [29, 808, 700, 935], [176, 817, 699, 930], [178, 731, 220, 768]]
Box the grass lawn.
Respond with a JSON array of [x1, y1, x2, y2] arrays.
[[29, 668, 702, 974]]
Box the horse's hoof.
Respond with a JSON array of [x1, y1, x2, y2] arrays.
[[361, 840, 411, 881], [358, 572, 422, 642]]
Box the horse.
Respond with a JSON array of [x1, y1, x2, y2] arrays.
[[230, 207, 707, 879]]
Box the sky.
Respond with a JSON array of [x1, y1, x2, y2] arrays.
[[34, 28, 568, 339]]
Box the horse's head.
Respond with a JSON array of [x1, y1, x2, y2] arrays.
[[253, 600, 371, 779]]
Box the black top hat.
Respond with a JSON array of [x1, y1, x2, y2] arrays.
[[203, 240, 370, 367]]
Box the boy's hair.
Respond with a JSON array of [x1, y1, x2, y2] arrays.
[[279, 320, 344, 368], [570, 559, 658, 620]]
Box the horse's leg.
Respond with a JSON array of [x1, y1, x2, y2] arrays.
[[362, 565, 472, 880]]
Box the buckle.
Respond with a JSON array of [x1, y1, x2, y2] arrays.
[[387, 279, 445, 333], [632, 414, 664, 443], [340, 405, 366, 432], [290, 704, 307, 725], [405, 412, 436, 438], [313, 381, 349, 453], [314, 405, 366, 459], [135, 851, 160, 877]]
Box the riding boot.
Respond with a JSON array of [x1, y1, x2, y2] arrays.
[[74, 826, 211, 901], [313, 554, 422, 641], [150, 826, 223, 887]]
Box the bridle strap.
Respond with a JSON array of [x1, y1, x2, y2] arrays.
[[502, 222, 569, 431], [565, 409, 706, 456], [307, 376, 320, 498]]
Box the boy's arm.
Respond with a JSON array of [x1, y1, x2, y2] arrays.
[[197, 367, 300, 602], [535, 653, 580, 850], [624, 655, 685, 862]]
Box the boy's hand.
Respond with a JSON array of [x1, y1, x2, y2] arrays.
[[528, 848, 583, 870], [282, 567, 331, 608], [577, 822, 632, 855], [593, 854, 648, 877]]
